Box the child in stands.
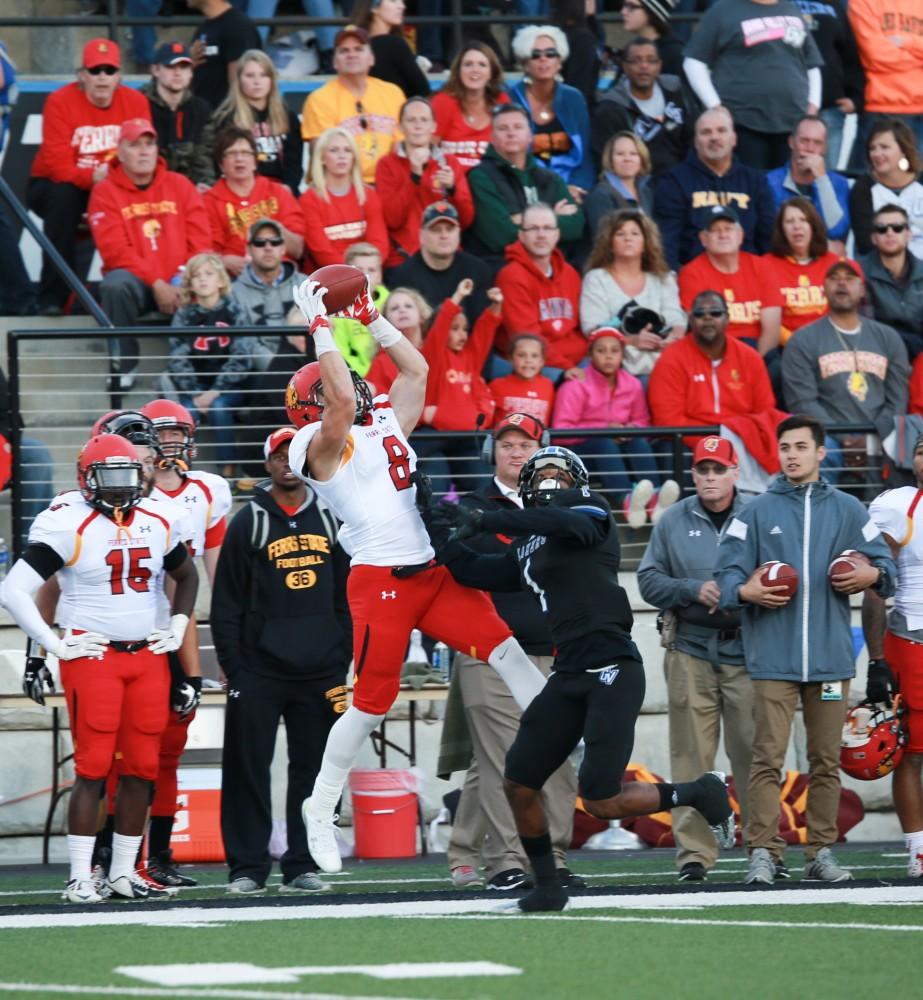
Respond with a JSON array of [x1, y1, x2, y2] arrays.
[[489, 334, 556, 426], [332, 243, 390, 377], [552, 327, 678, 527]]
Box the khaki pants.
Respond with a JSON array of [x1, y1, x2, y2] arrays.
[[664, 649, 754, 870], [447, 654, 576, 878], [746, 679, 849, 862]]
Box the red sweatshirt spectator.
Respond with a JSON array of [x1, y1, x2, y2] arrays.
[[299, 127, 389, 269], [375, 97, 473, 268], [204, 126, 303, 277], [87, 117, 212, 387], [495, 202, 584, 371], [422, 280, 500, 431], [648, 289, 776, 449], [489, 334, 556, 425], [27, 38, 150, 313]]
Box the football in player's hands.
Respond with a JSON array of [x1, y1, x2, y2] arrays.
[[292, 279, 331, 334], [310, 264, 369, 314], [341, 275, 380, 325]]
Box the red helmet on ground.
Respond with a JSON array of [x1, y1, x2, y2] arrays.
[[285, 362, 374, 428], [77, 434, 143, 517], [840, 699, 908, 781], [141, 398, 197, 467]]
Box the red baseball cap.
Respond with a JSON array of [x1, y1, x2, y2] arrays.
[[120, 118, 156, 142], [493, 413, 547, 442], [334, 25, 370, 48], [587, 326, 626, 345], [264, 427, 297, 459], [693, 436, 738, 468], [825, 258, 864, 281], [83, 38, 121, 70]]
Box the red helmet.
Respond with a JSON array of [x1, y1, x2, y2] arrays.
[[285, 363, 374, 428], [77, 434, 143, 517], [141, 398, 197, 468], [840, 698, 908, 781]]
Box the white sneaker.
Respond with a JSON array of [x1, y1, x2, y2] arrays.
[[62, 878, 103, 904], [302, 797, 343, 874], [650, 479, 681, 526], [107, 871, 175, 900], [908, 850, 923, 878], [626, 479, 655, 529], [91, 865, 112, 900]]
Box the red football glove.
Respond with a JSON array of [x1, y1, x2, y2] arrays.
[[344, 278, 380, 325]]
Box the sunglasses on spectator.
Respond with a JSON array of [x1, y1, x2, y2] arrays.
[[86, 65, 119, 75], [692, 308, 727, 318], [249, 237, 284, 247], [529, 48, 559, 59], [355, 101, 369, 131], [873, 222, 909, 234], [693, 463, 736, 476]]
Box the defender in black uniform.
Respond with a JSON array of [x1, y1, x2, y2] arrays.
[[439, 446, 734, 912]]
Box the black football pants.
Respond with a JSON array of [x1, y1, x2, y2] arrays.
[[220, 669, 342, 884]]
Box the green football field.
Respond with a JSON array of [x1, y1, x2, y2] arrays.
[[1, 847, 922, 1000]]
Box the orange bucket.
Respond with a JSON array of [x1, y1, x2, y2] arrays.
[[349, 769, 418, 859]]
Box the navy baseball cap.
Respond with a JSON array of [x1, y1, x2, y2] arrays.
[[702, 203, 740, 229], [153, 42, 193, 66]]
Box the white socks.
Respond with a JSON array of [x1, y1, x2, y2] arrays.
[[109, 832, 143, 882], [67, 834, 95, 884], [308, 706, 386, 820], [905, 829, 923, 854], [487, 636, 546, 711]]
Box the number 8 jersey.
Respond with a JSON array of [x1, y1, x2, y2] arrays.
[[288, 396, 434, 567], [28, 496, 190, 641]]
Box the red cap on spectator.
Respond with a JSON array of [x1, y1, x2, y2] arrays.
[[120, 118, 156, 142], [825, 258, 864, 281], [83, 38, 121, 70], [493, 413, 547, 442], [587, 326, 626, 345], [264, 427, 297, 459], [334, 25, 370, 48], [692, 436, 738, 468]]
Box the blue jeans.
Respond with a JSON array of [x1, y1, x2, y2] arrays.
[[125, 0, 162, 67], [572, 435, 661, 500], [181, 392, 243, 467], [820, 106, 850, 172], [248, 0, 337, 53], [17, 436, 55, 542], [0, 203, 35, 314]]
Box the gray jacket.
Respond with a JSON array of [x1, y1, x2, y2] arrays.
[[714, 475, 895, 682], [781, 315, 909, 437], [859, 251, 923, 339], [231, 262, 306, 327], [638, 492, 748, 664]]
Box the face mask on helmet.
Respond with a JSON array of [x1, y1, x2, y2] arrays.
[[140, 400, 197, 469], [519, 447, 588, 507], [840, 700, 908, 781], [77, 434, 144, 518], [92, 410, 160, 452]]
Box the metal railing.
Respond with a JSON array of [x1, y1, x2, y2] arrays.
[[7, 326, 887, 567]]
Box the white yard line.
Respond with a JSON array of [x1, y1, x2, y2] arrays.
[[0, 986, 437, 1000], [0, 885, 921, 930]]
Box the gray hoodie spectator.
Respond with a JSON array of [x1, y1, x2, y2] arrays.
[[231, 260, 306, 327]]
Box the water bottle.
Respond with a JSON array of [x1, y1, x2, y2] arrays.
[[432, 641, 452, 682], [405, 629, 427, 667], [0, 537, 8, 579]]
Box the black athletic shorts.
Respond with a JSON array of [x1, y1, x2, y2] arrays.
[[504, 657, 646, 801]]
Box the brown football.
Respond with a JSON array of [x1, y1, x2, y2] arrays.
[[309, 264, 368, 314], [828, 549, 871, 581], [759, 560, 799, 598]]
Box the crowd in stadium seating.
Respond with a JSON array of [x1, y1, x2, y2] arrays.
[[4, 0, 923, 505]]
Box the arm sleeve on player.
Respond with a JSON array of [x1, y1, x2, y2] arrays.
[[478, 505, 608, 546], [0, 559, 63, 651], [163, 542, 190, 572], [21, 542, 65, 579], [441, 543, 522, 592]]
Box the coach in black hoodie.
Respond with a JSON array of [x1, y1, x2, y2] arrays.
[[212, 426, 351, 895]]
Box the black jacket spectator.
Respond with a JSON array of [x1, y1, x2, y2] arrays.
[[142, 80, 215, 187], [189, 1, 262, 109], [370, 34, 430, 98], [387, 249, 493, 327]]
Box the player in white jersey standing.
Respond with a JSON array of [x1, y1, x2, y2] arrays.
[[286, 278, 547, 875], [863, 433, 923, 878], [0, 434, 199, 903], [135, 398, 232, 888]]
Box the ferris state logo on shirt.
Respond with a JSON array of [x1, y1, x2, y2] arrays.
[[266, 532, 330, 589]]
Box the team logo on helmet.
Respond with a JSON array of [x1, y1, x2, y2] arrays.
[[840, 698, 908, 781]]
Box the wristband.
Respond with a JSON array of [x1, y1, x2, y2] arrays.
[[368, 315, 403, 349], [313, 325, 338, 358]]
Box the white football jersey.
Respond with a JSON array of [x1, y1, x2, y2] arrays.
[[289, 396, 434, 567], [151, 470, 231, 558], [869, 487, 923, 629], [29, 495, 190, 641]]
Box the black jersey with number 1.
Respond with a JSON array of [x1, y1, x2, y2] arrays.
[[443, 487, 639, 672]]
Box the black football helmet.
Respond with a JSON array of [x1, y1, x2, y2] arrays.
[[519, 446, 589, 507]]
